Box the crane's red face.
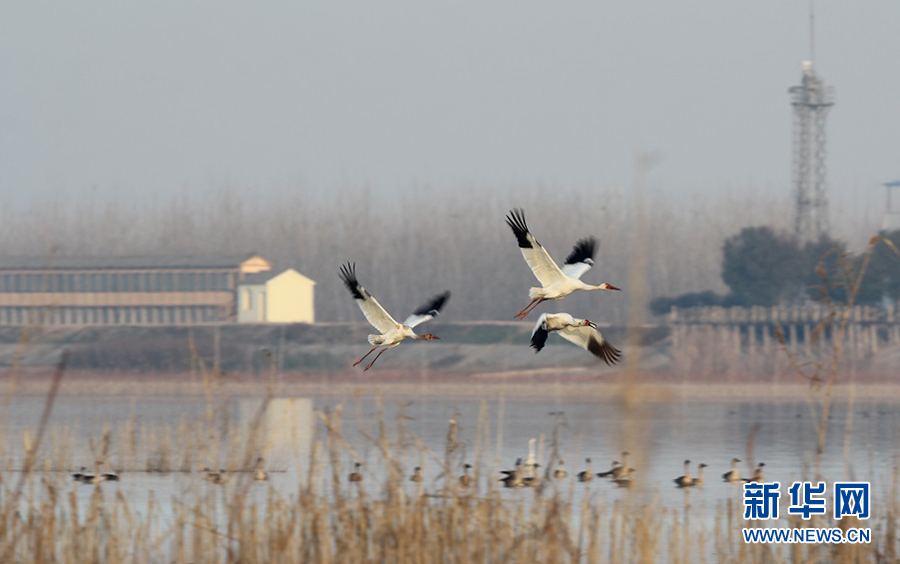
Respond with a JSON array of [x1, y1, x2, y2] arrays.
[[421, 334, 441, 340], [582, 320, 598, 329]]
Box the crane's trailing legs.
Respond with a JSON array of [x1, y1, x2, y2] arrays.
[[363, 339, 423, 370], [353, 346, 379, 367], [515, 298, 546, 320], [364, 347, 391, 371]]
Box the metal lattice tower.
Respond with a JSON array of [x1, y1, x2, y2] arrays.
[[789, 8, 834, 244]]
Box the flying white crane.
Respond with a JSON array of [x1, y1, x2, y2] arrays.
[[530, 313, 621, 366], [339, 263, 450, 371], [505, 209, 620, 319]]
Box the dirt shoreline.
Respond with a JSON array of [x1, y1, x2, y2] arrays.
[[0, 368, 898, 401]]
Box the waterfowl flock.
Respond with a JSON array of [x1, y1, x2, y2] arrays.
[[69, 453, 765, 491], [71, 458, 273, 486], [391, 443, 766, 492], [341, 209, 623, 371]]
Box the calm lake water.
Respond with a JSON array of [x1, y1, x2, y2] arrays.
[[1, 391, 897, 518]]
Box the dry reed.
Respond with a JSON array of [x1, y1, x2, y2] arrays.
[[0, 385, 891, 563]]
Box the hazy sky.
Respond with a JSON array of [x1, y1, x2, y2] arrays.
[[1, 1, 898, 210]]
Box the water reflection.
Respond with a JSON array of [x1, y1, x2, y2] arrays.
[[0, 393, 897, 517]]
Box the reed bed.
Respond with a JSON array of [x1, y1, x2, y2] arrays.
[[0, 390, 893, 564], [0, 247, 896, 564]]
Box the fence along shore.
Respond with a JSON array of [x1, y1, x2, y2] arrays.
[[668, 305, 900, 378]]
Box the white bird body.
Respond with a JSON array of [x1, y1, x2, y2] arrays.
[[506, 209, 619, 319], [368, 324, 417, 347], [530, 313, 621, 366], [340, 263, 450, 371]]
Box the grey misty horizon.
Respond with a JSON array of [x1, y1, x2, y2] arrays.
[[0, 2, 898, 212]]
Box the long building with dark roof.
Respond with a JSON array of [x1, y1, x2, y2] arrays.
[[0, 253, 286, 326]]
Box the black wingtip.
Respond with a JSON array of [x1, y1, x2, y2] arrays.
[[530, 326, 549, 353], [413, 291, 451, 317], [505, 208, 533, 249], [587, 337, 621, 366], [338, 262, 366, 300], [564, 237, 597, 266]]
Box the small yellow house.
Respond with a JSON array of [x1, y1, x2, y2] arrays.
[[237, 268, 316, 324]]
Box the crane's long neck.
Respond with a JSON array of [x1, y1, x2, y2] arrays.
[[583, 282, 616, 291]]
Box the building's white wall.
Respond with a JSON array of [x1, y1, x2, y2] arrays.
[[266, 269, 315, 323], [237, 269, 316, 323]]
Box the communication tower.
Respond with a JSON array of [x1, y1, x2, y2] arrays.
[[789, 8, 834, 244]]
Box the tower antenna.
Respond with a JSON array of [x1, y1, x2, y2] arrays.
[[809, 0, 816, 63], [789, 0, 834, 244]]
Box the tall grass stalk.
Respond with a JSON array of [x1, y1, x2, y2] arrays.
[[779, 235, 900, 476]]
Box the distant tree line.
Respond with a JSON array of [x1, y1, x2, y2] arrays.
[[650, 226, 900, 315], [0, 186, 880, 323]]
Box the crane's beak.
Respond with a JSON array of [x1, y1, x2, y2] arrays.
[[603, 283, 621, 291]]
